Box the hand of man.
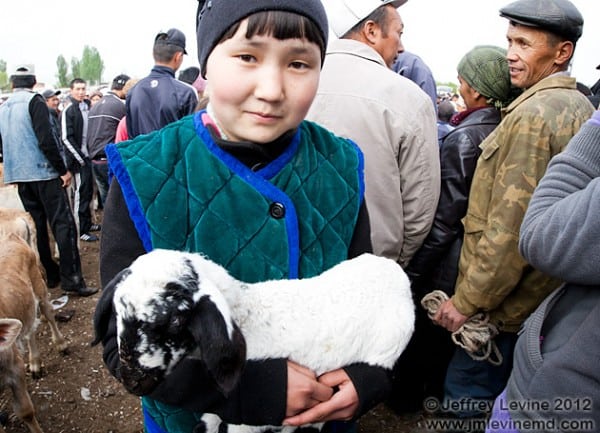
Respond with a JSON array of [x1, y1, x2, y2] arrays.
[[283, 368, 358, 426], [61, 171, 72, 188], [433, 298, 468, 332], [285, 361, 334, 418]]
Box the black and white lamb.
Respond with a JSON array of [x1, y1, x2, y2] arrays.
[[110, 250, 414, 432]]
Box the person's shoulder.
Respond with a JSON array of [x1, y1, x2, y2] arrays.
[[172, 78, 197, 94], [514, 86, 591, 120], [301, 120, 359, 153]]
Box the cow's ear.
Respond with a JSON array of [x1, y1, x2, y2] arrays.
[[187, 297, 246, 395], [0, 318, 23, 349]]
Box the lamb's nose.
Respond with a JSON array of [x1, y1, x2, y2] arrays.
[[119, 364, 159, 396]]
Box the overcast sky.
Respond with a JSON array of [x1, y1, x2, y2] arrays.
[[2, 1, 599, 89]]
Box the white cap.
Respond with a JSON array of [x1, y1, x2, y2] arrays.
[[13, 64, 35, 76], [322, 0, 408, 38]]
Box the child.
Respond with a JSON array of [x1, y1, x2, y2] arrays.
[[93, 1, 391, 433]]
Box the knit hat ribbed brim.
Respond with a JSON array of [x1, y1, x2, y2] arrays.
[[196, 0, 329, 78], [457, 45, 512, 108]]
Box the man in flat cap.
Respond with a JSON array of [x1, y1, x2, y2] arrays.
[[126, 28, 198, 139], [432, 0, 595, 420]]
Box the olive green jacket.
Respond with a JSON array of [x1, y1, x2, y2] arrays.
[[453, 74, 595, 332]]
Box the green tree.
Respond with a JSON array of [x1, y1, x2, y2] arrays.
[[79, 46, 104, 85], [71, 57, 81, 82], [56, 55, 69, 87], [0, 59, 8, 92]]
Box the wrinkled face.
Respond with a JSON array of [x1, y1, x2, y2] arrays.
[[372, 6, 404, 68], [205, 18, 321, 143], [457, 75, 478, 109], [505, 23, 561, 89], [45, 95, 60, 111]]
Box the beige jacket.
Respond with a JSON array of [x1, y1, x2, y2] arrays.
[[307, 39, 440, 267]]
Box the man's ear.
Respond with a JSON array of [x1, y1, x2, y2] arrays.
[[187, 297, 246, 396], [362, 20, 380, 45], [554, 40, 574, 68]]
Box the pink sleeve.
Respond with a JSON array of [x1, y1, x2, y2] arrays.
[[115, 117, 128, 143]]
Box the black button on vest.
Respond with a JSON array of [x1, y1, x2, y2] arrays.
[[269, 202, 285, 219]]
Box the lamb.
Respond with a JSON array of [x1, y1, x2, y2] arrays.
[[108, 249, 415, 432], [0, 233, 69, 433]]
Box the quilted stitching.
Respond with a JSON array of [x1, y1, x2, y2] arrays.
[[115, 116, 363, 283]]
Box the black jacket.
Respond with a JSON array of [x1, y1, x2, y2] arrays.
[[406, 107, 501, 298], [60, 96, 89, 172], [126, 65, 198, 139]]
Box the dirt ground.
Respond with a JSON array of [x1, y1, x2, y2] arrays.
[[0, 221, 422, 433]]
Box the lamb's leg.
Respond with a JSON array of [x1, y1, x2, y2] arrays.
[[195, 413, 319, 433]]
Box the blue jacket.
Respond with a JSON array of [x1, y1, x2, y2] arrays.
[[0, 89, 65, 182], [126, 65, 198, 138]]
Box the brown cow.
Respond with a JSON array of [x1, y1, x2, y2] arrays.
[[0, 233, 69, 433]]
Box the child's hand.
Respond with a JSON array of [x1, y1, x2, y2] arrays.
[[283, 368, 358, 426], [285, 361, 333, 417]]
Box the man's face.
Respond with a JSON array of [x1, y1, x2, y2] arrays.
[[70, 82, 87, 102], [372, 6, 404, 68], [46, 95, 60, 111], [505, 23, 561, 89]]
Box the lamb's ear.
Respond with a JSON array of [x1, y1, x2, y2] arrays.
[[187, 297, 246, 396]]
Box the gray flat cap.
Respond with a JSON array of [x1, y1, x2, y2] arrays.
[[499, 0, 583, 42]]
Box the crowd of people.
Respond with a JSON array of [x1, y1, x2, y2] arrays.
[[0, 0, 599, 432]]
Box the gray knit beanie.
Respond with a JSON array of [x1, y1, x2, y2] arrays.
[[457, 45, 512, 108], [196, 0, 329, 78]]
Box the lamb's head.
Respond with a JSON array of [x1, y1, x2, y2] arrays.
[[111, 249, 246, 397]]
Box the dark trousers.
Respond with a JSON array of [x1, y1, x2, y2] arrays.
[[92, 160, 109, 209], [387, 307, 455, 414], [18, 178, 86, 291], [73, 159, 94, 233], [443, 331, 518, 418]]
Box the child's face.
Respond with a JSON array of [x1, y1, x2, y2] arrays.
[[205, 19, 322, 143]]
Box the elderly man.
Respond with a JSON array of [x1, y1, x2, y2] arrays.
[[307, 0, 440, 269], [432, 0, 595, 418]]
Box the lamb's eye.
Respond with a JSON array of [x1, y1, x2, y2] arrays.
[[167, 315, 186, 333]]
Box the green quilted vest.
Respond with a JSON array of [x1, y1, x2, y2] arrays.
[[106, 112, 364, 432]]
